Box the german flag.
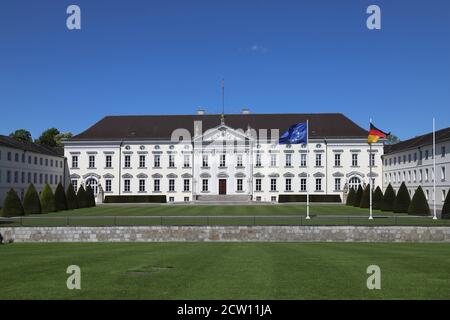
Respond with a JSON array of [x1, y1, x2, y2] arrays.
[[368, 123, 390, 143]]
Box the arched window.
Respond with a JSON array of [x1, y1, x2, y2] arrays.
[[86, 178, 98, 196], [349, 177, 361, 190]]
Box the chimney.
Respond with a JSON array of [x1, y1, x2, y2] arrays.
[[241, 108, 250, 114], [197, 108, 205, 115]]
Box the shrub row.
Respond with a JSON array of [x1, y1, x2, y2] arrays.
[[104, 195, 167, 203], [1, 183, 96, 217], [278, 194, 342, 203]]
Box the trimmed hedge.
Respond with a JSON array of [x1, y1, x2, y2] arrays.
[[373, 187, 384, 210], [85, 185, 96, 207], [278, 194, 342, 203], [353, 185, 363, 207], [442, 189, 450, 219], [23, 183, 41, 215], [66, 183, 79, 210], [381, 184, 396, 212], [393, 182, 411, 213], [346, 188, 355, 206], [54, 183, 67, 211], [77, 185, 89, 208], [1, 188, 24, 217], [104, 195, 167, 203], [408, 186, 430, 216], [359, 185, 371, 208], [40, 184, 56, 213]]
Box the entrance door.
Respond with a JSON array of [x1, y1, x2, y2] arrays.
[[219, 179, 227, 195]]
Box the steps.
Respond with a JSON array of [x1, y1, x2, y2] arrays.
[[195, 194, 251, 202]]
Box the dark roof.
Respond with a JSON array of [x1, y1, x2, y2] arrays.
[[0, 135, 61, 157], [70, 113, 368, 141], [384, 126, 450, 155]]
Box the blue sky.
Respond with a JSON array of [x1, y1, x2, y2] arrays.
[[0, 0, 449, 140]]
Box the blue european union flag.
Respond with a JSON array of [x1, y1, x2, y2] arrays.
[[279, 122, 308, 144]]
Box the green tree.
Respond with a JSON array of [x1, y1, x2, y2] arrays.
[[23, 184, 41, 215], [35, 128, 60, 147], [66, 183, 79, 210], [408, 186, 430, 216], [381, 184, 396, 212], [40, 184, 56, 213], [346, 188, 355, 206], [385, 134, 400, 145], [55, 132, 73, 147], [359, 185, 371, 208], [353, 185, 364, 207], [77, 185, 88, 208], [54, 183, 68, 211], [373, 186, 384, 210], [393, 182, 411, 213], [1, 189, 24, 217], [9, 129, 32, 143], [442, 189, 450, 219]]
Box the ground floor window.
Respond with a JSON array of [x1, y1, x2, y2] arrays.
[[86, 178, 98, 195], [139, 179, 146, 192], [285, 178, 291, 191], [184, 179, 190, 192], [255, 179, 261, 191], [169, 197, 174, 202], [237, 179, 243, 191], [124, 179, 131, 192], [256, 196, 261, 201], [271, 196, 277, 202], [300, 178, 306, 191], [105, 179, 112, 192], [335, 178, 341, 191], [169, 179, 175, 192], [184, 197, 189, 202], [315, 178, 322, 191], [72, 179, 78, 193], [270, 179, 277, 191], [154, 179, 160, 192], [348, 177, 361, 190], [202, 179, 208, 192]]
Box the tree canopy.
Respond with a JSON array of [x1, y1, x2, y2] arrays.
[[9, 129, 32, 143]]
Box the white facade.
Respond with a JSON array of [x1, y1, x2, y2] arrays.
[[382, 138, 450, 208], [64, 123, 383, 203], [0, 142, 68, 205]]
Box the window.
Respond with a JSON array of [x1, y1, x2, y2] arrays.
[[352, 154, 358, 167], [403, 155, 406, 163], [370, 154, 375, 166], [45, 158, 48, 166], [219, 154, 226, 167], [419, 169, 423, 182], [39, 173, 43, 184], [443, 190, 447, 202], [335, 178, 341, 191], [22, 154, 25, 163], [169, 155, 175, 167], [442, 146, 446, 157], [50, 159, 53, 167], [202, 154, 208, 167], [408, 171, 411, 183], [300, 154, 307, 167], [349, 177, 361, 190], [124, 155, 131, 168], [169, 179, 175, 191], [72, 180, 78, 193], [271, 196, 277, 202], [413, 170, 417, 182], [300, 178, 307, 191], [184, 155, 190, 168], [184, 179, 190, 191], [7, 171, 11, 183], [419, 150, 423, 161], [285, 154, 292, 167], [105, 179, 112, 192], [15, 153, 19, 162], [408, 154, 411, 162], [154, 179, 160, 192], [139, 179, 146, 192], [270, 178, 277, 191], [255, 154, 262, 167], [169, 197, 175, 203], [21, 172, 25, 184], [237, 155, 243, 167], [285, 178, 292, 191], [270, 154, 277, 167], [34, 156, 37, 165], [154, 155, 160, 167], [139, 155, 146, 168], [89, 155, 95, 168], [202, 179, 208, 192], [27, 172, 31, 184], [426, 189, 429, 200], [105, 155, 112, 168], [315, 154, 322, 167], [334, 154, 341, 166], [124, 179, 131, 192], [442, 166, 446, 181], [86, 178, 98, 195], [184, 197, 190, 202], [14, 171, 19, 183], [425, 150, 429, 160], [50, 175, 53, 185], [425, 169, 429, 181], [7, 152, 11, 161], [237, 179, 243, 191], [72, 156, 78, 168], [315, 178, 322, 191], [255, 179, 262, 191]]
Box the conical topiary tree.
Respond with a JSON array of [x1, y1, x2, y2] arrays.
[[353, 185, 363, 207], [40, 184, 56, 213], [393, 182, 411, 213], [85, 185, 96, 207], [1, 188, 24, 217], [381, 184, 396, 212], [408, 186, 430, 216], [66, 183, 79, 210], [77, 185, 88, 208], [346, 187, 355, 206], [54, 183, 67, 211], [373, 186, 384, 210], [442, 189, 450, 219], [360, 185, 371, 208], [23, 183, 41, 215]]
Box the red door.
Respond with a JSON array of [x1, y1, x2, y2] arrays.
[[219, 179, 227, 195]]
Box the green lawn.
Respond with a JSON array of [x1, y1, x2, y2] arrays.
[[1, 242, 450, 299], [1, 204, 448, 226]]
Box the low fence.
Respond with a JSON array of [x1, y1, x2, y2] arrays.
[[1, 215, 449, 227]]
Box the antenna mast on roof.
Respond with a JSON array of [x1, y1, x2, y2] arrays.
[[221, 79, 225, 125]]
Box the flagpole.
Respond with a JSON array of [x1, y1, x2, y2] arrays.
[[433, 117, 437, 220], [369, 118, 373, 220], [306, 119, 310, 220]]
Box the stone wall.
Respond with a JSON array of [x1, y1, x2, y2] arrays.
[[1, 226, 450, 243]]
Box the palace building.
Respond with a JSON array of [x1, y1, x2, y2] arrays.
[[63, 111, 383, 203]]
